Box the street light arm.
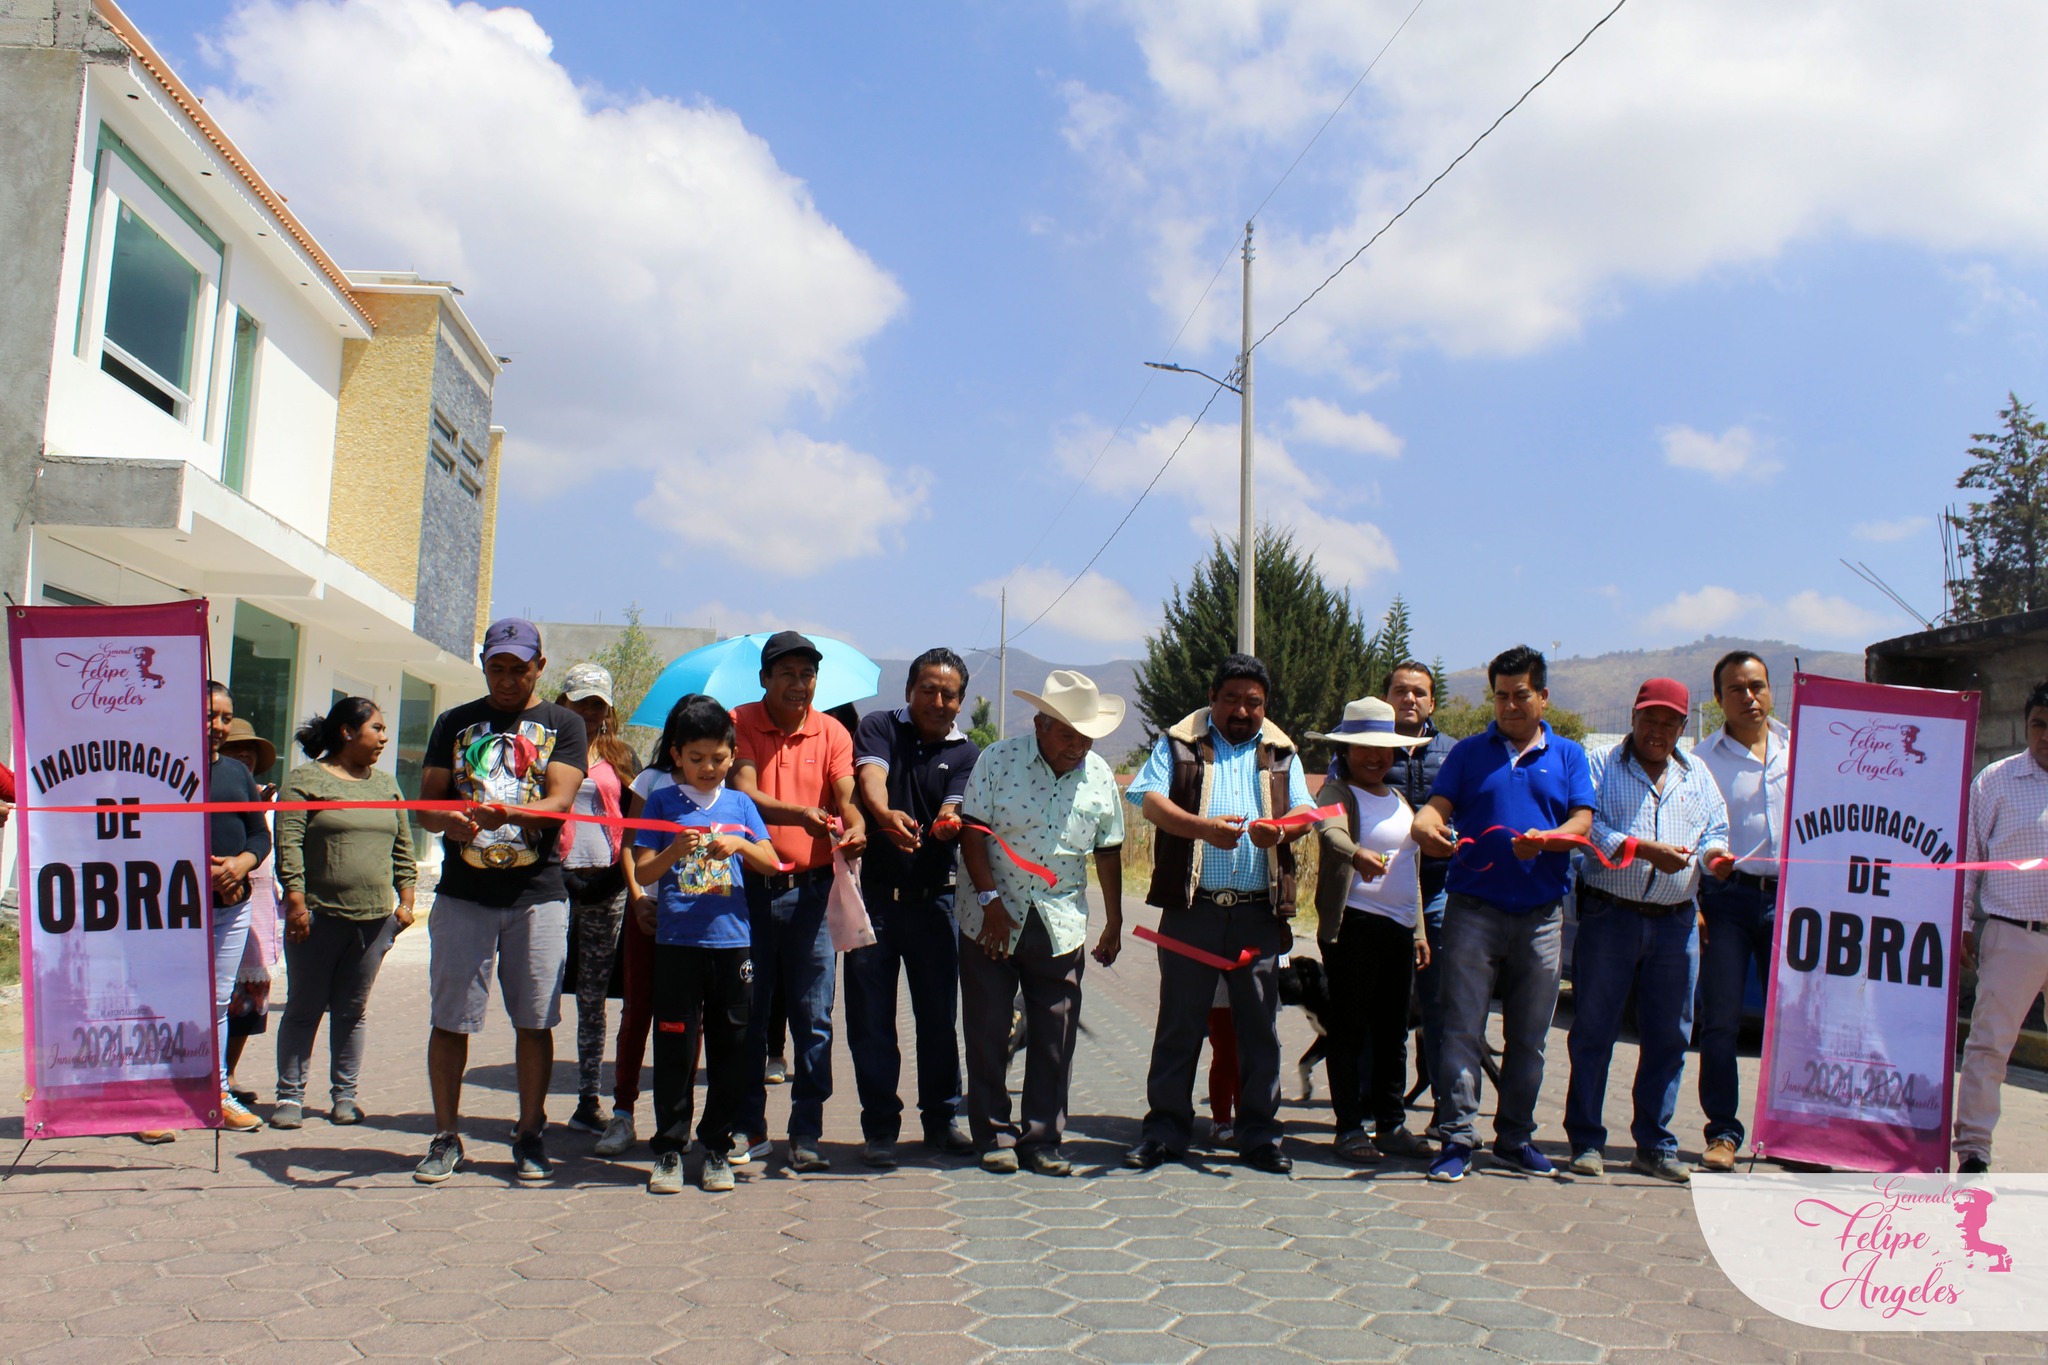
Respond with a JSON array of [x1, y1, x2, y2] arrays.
[[1143, 361, 1241, 396]]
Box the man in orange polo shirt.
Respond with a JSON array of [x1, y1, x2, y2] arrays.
[[731, 631, 867, 1171]]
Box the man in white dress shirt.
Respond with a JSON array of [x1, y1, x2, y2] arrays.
[[1692, 651, 1789, 1172], [1954, 680, 2048, 1173]]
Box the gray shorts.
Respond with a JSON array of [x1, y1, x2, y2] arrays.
[[428, 894, 569, 1033]]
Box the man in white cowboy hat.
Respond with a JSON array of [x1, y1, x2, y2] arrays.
[[955, 670, 1127, 1176], [1308, 696, 1434, 1165], [1123, 653, 1318, 1176]]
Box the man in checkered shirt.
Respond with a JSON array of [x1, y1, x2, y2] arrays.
[[1954, 679, 2048, 1173]]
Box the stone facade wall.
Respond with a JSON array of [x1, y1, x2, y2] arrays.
[[411, 327, 489, 657]]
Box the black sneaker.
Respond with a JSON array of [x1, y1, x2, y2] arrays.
[[414, 1132, 464, 1184], [512, 1130, 551, 1182], [1959, 1155, 1989, 1174], [567, 1098, 606, 1134]]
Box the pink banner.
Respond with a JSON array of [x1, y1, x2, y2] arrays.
[[9, 601, 220, 1138], [1753, 674, 1978, 1173]]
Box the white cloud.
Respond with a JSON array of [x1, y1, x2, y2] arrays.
[[1854, 515, 1932, 543], [1642, 585, 1752, 635], [1659, 424, 1782, 483], [975, 566, 1154, 646], [1072, 1, 2048, 364], [1053, 413, 1399, 588], [637, 431, 927, 576], [199, 0, 911, 570], [1641, 584, 1901, 643], [1284, 396, 1403, 457], [1951, 262, 2039, 331], [693, 601, 843, 643]]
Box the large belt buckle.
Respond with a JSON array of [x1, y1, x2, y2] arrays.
[[1209, 889, 1241, 908]]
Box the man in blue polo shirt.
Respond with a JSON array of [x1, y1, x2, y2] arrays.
[[1412, 644, 1594, 1182]]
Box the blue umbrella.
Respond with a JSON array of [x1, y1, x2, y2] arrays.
[[628, 632, 882, 728]]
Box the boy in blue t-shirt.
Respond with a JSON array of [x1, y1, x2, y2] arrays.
[[632, 695, 781, 1194]]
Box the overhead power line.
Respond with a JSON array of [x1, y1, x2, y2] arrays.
[[1009, 385, 1228, 644], [1253, 0, 1631, 353], [985, 3, 1434, 649]]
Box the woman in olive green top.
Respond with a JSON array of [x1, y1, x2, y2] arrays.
[[271, 697, 416, 1128]]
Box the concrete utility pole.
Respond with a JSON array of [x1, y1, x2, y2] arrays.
[[1238, 221, 1256, 656], [997, 588, 1007, 741]]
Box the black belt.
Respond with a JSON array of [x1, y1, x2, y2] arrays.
[[753, 866, 833, 895], [1195, 888, 1270, 909], [1728, 870, 1778, 895], [870, 880, 956, 905], [1989, 914, 2048, 935], [1580, 884, 1691, 919]]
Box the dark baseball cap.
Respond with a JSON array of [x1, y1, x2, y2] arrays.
[[759, 630, 823, 671], [481, 617, 543, 662]]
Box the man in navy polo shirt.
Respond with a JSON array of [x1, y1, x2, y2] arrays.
[[847, 648, 980, 1167], [1411, 644, 1594, 1182]]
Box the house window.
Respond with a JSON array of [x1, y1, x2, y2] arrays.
[[430, 410, 459, 470], [39, 584, 103, 607], [101, 202, 201, 414], [395, 673, 436, 848], [220, 310, 260, 492], [228, 601, 299, 787], [80, 129, 225, 426]]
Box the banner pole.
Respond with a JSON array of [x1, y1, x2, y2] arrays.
[[214, 1128, 221, 1176], [1, 1139, 29, 1182]]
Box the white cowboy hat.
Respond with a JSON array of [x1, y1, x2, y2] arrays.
[[1307, 697, 1428, 749], [1013, 669, 1126, 740]]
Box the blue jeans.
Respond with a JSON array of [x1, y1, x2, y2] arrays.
[[1563, 894, 1699, 1158], [1697, 876, 1774, 1146], [843, 889, 962, 1142], [1414, 885, 1449, 1123], [739, 877, 835, 1142], [1436, 893, 1562, 1151], [212, 898, 252, 1090]]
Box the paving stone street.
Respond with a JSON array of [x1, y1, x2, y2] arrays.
[[2, 891, 2045, 1364]]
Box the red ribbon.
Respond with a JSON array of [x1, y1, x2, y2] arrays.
[[1248, 802, 1345, 832], [952, 816, 1059, 889], [1133, 924, 1260, 971], [1453, 824, 1639, 874]]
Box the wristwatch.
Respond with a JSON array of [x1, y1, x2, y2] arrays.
[[976, 888, 1003, 907]]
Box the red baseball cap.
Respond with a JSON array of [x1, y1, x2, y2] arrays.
[[1633, 677, 1690, 716]]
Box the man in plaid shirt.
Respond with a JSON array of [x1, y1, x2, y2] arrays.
[[1563, 678, 1731, 1184], [1954, 679, 2048, 1173]]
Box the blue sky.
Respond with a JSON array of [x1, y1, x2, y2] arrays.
[[123, 0, 2048, 671]]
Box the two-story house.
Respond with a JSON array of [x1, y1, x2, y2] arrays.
[[2, 0, 507, 882]]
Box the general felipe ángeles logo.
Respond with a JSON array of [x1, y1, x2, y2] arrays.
[[51, 644, 167, 715]]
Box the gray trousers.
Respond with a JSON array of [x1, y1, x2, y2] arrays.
[[275, 913, 400, 1104], [1141, 900, 1293, 1151], [958, 910, 1084, 1154], [1436, 892, 1563, 1151]]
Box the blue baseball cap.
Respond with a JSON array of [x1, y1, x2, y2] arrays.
[[481, 616, 543, 662]]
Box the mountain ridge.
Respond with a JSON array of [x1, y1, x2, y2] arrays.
[[861, 635, 1859, 754]]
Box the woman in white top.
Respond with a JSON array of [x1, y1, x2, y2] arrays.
[[1310, 697, 1433, 1165]]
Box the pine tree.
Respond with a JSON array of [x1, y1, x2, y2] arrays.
[[967, 696, 998, 749], [1134, 526, 1375, 762], [1949, 394, 2048, 620]]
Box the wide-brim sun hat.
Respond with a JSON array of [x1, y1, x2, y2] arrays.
[[220, 717, 278, 772], [1307, 696, 1428, 749], [1012, 669, 1126, 740]]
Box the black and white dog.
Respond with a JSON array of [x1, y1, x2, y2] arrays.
[[1272, 954, 1333, 1100], [1275, 950, 1498, 1103]]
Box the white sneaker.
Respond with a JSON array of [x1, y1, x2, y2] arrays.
[[742, 1135, 773, 1164], [594, 1110, 636, 1157]]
